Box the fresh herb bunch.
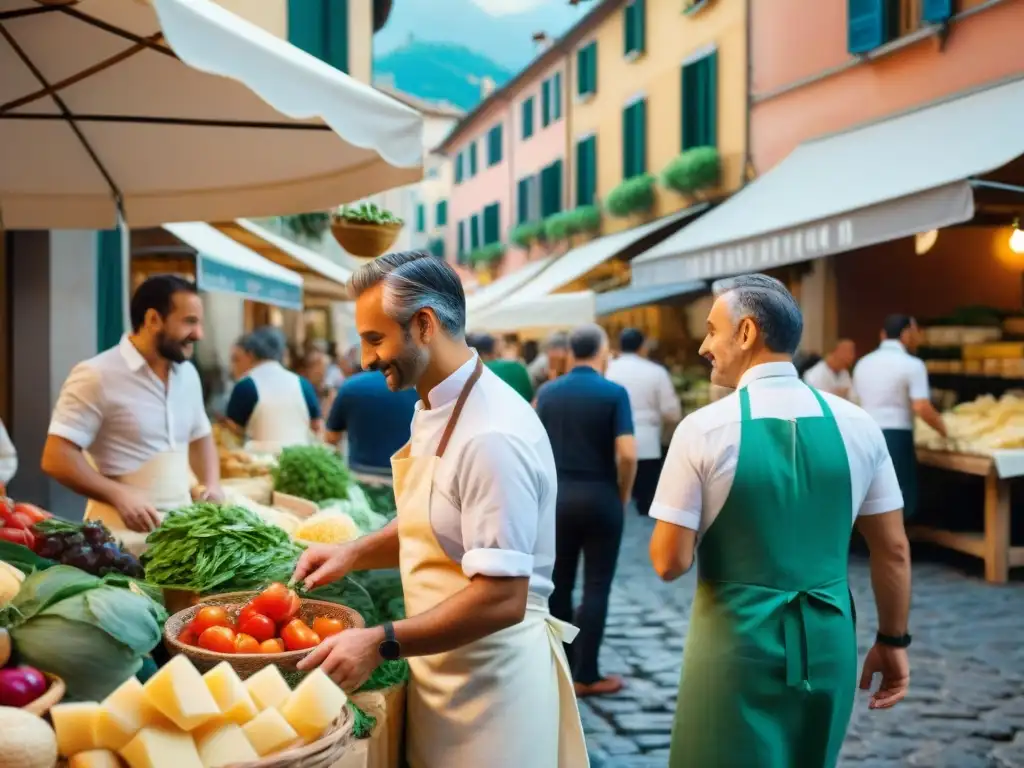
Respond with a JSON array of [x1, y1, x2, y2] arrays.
[[273, 445, 353, 504], [353, 481, 397, 518], [334, 202, 403, 226]]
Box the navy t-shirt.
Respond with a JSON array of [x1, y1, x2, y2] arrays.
[[226, 375, 321, 427], [536, 366, 634, 485], [326, 371, 418, 473]]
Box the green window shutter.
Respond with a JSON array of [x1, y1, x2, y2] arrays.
[[455, 152, 463, 184], [922, 0, 952, 23], [429, 238, 445, 260], [577, 42, 597, 97], [325, 0, 349, 73], [436, 200, 448, 227], [576, 47, 588, 96], [522, 97, 534, 140], [575, 136, 596, 207], [517, 178, 530, 224], [487, 124, 503, 166], [682, 51, 718, 150], [469, 142, 478, 176], [624, 0, 645, 56], [622, 105, 633, 179], [542, 80, 552, 128], [416, 204, 425, 232], [287, 0, 328, 60], [458, 220, 465, 258], [623, 100, 646, 178], [553, 72, 563, 120], [540, 161, 563, 218], [471, 214, 481, 250], [847, 0, 889, 54], [483, 203, 500, 245]]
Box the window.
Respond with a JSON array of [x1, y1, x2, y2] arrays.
[[622, 98, 647, 179], [483, 203, 501, 246], [576, 42, 598, 98], [416, 204, 426, 233], [435, 200, 448, 227], [455, 152, 464, 184], [847, 0, 893, 53], [575, 135, 597, 207], [542, 73, 563, 128], [469, 141, 478, 177], [428, 238, 445, 260], [458, 220, 467, 262], [552, 72, 563, 121], [681, 50, 718, 150], [521, 97, 535, 140], [542, 80, 551, 128], [470, 214, 481, 250], [540, 160, 563, 218], [922, 0, 953, 23], [487, 124, 503, 166], [287, 0, 349, 73], [624, 0, 646, 57], [517, 177, 532, 225]]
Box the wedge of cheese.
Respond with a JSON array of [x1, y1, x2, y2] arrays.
[[280, 669, 348, 743], [51, 702, 102, 757], [243, 665, 291, 712], [195, 723, 259, 767], [142, 655, 221, 732], [120, 727, 203, 768], [202, 662, 258, 727], [241, 707, 299, 757], [96, 677, 171, 751], [68, 750, 124, 768]]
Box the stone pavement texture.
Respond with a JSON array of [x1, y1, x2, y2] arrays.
[[581, 514, 1024, 768]]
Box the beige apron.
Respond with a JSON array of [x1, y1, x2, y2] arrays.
[[84, 451, 192, 557], [392, 359, 588, 768]]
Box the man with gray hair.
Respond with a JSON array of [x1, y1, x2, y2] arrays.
[[291, 251, 587, 768], [528, 330, 570, 390], [648, 273, 912, 767]]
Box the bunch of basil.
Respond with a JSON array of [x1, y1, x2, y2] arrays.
[[0, 565, 166, 701]]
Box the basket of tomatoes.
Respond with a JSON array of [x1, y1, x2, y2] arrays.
[[163, 582, 364, 678]]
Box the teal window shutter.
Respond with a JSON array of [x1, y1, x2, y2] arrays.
[[455, 152, 464, 184], [325, 0, 349, 73], [576, 47, 588, 96], [552, 72, 563, 120], [471, 214, 481, 250], [682, 51, 718, 150], [469, 142, 478, 176], [922, 0, 953, 23], [540, 161, 563, 218], [624, 0, 645, 56], [429, 238, 445, 260], [575, 136, 596, 207], [522, 97, 535, 140], [542, 80, 552, 127], [577, 42, 597, 97], [96, 229, 125, 351], [623, 100, 646, 178], [436, 200, 448, 227], [848, 0, 889, 54], [416, 204, 425, 232], [483, 203, 500, 245], [487, 124, 503, 165], [517, 177, 530, 224], [458, 220, 466, 257], [288, 0, 326, 59]]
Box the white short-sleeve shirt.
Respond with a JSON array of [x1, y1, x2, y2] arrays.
[[651, 362, 903, 534], [409, 353, 557, 599], [802, 359, 853, 398], [606, 353, 682, 460], [851, 340, 931, 430], [48, 335, 212, 477]]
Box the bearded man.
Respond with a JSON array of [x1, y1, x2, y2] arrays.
[[42, 275, 223, 555], [292, 250, 588, 768]]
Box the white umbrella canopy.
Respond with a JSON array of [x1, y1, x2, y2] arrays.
[[0, 0, 424, 229]]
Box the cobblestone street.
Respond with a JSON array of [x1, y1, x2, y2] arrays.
[[582, 514, 1024, 768]]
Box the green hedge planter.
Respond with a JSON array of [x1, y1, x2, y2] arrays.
[[280, 212, 331, 240], [661, 146, 721, 196], [605, 174, 656, 218], [542, 205, 602, 242], [468, 243, 506, 268], [510, 221, 546, 248]]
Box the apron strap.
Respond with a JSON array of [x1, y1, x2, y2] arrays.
[[435, 358, 484, 458], [805, 384, 836, 420]]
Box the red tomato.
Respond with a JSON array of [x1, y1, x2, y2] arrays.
[[237, 613, 276, 643], [192, 606, 232, 636], [237, 602, 260, 628], [280, 619, 320, 652], [312, 617, 345, 639], [13, 503, 50, 524], [259, 638, 286, 654], [234, 633, 260, 654], [198, 626, 236, 654], [252, 583, 300, 624], [178, 627, 198, 646]]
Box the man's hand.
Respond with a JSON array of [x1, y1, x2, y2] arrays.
[[197, 484, 225, 503], [296, 626, 383, 691], [292, 543, 359, 590], [111, 486, 162, 532], [859, 643, 909, 709]]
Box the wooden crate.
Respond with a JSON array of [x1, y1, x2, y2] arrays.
[[333, 684, 406, 768]]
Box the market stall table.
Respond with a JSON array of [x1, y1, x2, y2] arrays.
[[909, 448, 1024, 583]]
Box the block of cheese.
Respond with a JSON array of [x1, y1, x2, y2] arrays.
[[241, 707, 299, 757], [243, 665, 291, 711], [120, 727, 203, 768], [280, 669, 348, 743], [96, 677, 171, 751], [195, 723, 259, 767], [68, 750, 124, 768], [51, 701, 102, 757], [202, 662, 258, 726], [142, 654, 221, 732]]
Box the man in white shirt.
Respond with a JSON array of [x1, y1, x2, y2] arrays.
[[606, 328, 681, 516], [42, 275, 223, 554], [292, 250, 586, 768], [649, 274, 911, 767], [803, 339, 856, 398], [852, 315, 947, 520]]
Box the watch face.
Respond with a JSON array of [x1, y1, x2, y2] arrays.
[[379, 639, 401, 661]]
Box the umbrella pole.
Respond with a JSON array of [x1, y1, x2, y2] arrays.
[[117, 208, 130, 335]]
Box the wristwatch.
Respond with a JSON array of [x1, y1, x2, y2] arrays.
[[378, 621, 401, 661], [876, 631, 912, 648]]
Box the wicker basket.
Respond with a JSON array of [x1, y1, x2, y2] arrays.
[[164, 591, 365, 678], [330, 219, 401, 259], [235, 707, 356, 768], [22, 673, 65, 717]]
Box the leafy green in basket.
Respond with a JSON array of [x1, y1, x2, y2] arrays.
[[273, 446, 352, 504]]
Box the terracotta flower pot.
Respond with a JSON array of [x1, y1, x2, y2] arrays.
[[330, 219, 402, 259]]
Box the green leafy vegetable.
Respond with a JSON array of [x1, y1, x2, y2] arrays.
[[334, 202, 403, 226], [273, 446, 353, 504], [0, 540, 57, 576], [306, 569, 404, 626]]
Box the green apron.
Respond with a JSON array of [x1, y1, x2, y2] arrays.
[[670, 382, 857, 768], [882, 429, 917, 520]]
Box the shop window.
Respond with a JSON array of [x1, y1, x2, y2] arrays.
[[622, 98, 647, 179], [681, 50, 718, 150], [416, 204, 426, 233], [540, 159, 564, 218], [287, 0, 348, 73], [483, 203, 501, 245], [487, 124, 503, 166], [575, 135, 597, 207], [624, 0, 646, 58], [522, 97, 535, 140], [436, 200, 448, 228], [576, 41, 598, 98]]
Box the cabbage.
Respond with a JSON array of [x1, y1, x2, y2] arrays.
[[0, 566, 166, 701], [320, 486, 390, 534]]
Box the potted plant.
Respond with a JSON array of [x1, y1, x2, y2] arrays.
[[468, 243, 506, 276], [509, 221, 546, 250], [330, 202, 404, 259], [605, 174, 656, 219], [661, 146, 721, 197]]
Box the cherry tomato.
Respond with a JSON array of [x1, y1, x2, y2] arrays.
[[191, 606, 233, 636], [312, 617, 345, 639], [238, 613, 276, 643], [177, 627, 198, 646], [252, 583, 300, 624], [234, 633, 260, 654], [259, 638, 286, 654], [198, 626, 236, 654], [280, 619, 320, 652], [237, 602, 261, 628]]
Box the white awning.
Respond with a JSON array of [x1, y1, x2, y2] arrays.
[[469, 292, 596, 333], [595, 280, 707, 316], [225, 219, 353, 286], [466, 257, 555, 313], [163, 221, 303, 309], [632, 77, 1024, 287]]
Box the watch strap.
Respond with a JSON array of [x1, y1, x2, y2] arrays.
[[381, 621, 395, 642], [876, 631, 912, 648]]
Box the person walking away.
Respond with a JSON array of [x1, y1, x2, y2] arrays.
[[528, 331, 570, 392], [852, 314, 946, 520], [475, 332, 534, 402], [225, 327, 322, 453], [536, 324, 637, 697], [649, 274, 912, 768], [0, 418, 17, 489], [607, 328, 681, 516], [291, 251, 587, 768], [804, 339, 856, 398], [324, 365, 417, 478], [42, 275, 224, 555]]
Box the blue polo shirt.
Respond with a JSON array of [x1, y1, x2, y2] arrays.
[[326, 371, 418, 474], [225, 375, 320, 428], [535, 366, 634, 485]]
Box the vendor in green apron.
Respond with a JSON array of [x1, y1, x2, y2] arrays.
[[852, 314, 946, 520], [648, 274, 914, 768]]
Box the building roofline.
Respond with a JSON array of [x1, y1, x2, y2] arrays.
[[375, 84, 465, 118]]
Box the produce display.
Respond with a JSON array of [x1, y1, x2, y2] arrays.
[[272, 445, 353, 504], [915, 393, 1024, 453], [0, 497, 51, 548], [31, 520, 144, 580]]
